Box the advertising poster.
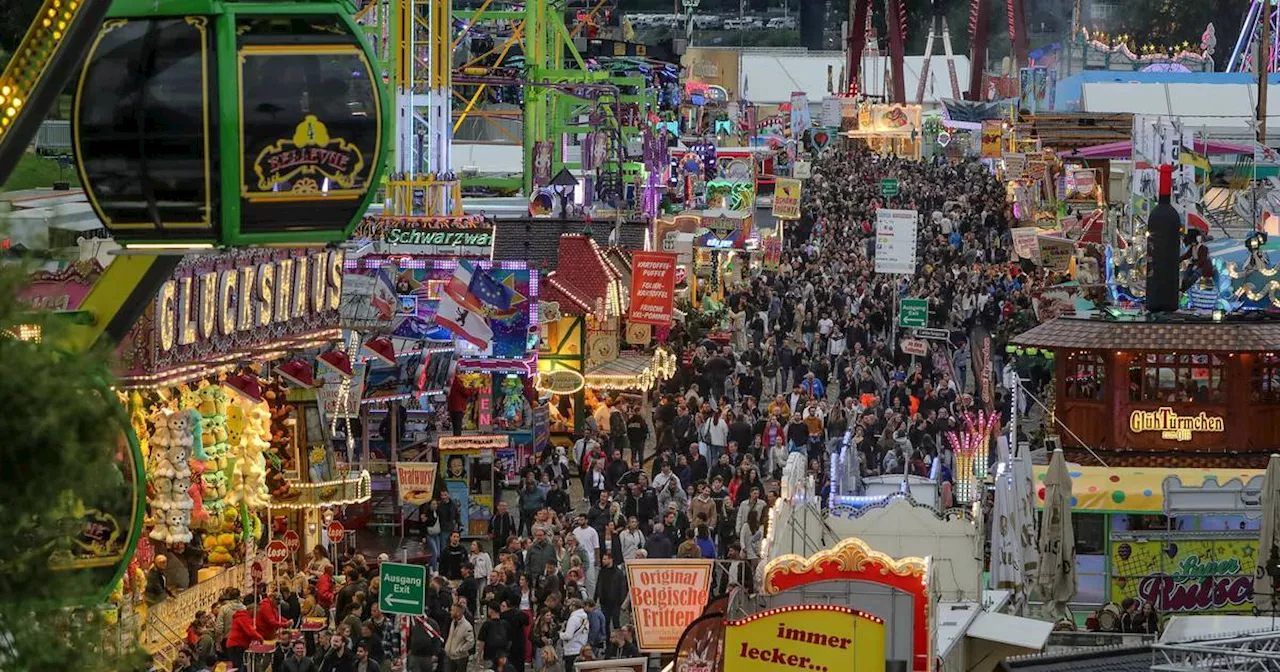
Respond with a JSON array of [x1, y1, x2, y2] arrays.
[[1010, 227, 1042, 262], [532, 405, 551, 455], [1018, 66, 1051, 114], [674, 612, 725, 672], [316, 360, 367, 424], [789, 92, 811, 138], [396, 463, 437, 508], [1004, 153, 1028, 181], [1039, 237, 1075, 273], [626, 559, 715, 652], [874, 209, 918, 275], [1111, 537, 1256, 614], [763, 236, 782, 271], [723, 606, 886, 672], [628, 251, 678, 326], [820, 97, 842, 127], [362, 349, 425, 401], [981, 120, 1002, 158], [772, 178, 802, 220]]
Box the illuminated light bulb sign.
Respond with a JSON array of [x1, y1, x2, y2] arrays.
[[946, 410, 1001, 504]]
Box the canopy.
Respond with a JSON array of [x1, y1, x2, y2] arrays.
[[1057, 138, 1255, 159], [1033, 465, 1264, 513]]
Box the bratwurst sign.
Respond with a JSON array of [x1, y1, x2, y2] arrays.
[[723, 605, 885, 672]]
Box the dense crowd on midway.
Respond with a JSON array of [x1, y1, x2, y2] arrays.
[[155, 146, 1049, 672]]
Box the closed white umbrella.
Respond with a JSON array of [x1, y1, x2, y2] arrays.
[[1254, 453, 1280, 614], [1013, 451, 1040, 615], [990, 461, 1025, 610], [1036, 448, 1076, 622]]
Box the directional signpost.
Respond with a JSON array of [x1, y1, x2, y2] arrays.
[[911, 327, 951, 341], [898, 298, 928, 329], [379, 562, 427, 616], [879, 178, 899, 197]]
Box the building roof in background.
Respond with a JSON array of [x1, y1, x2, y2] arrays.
[[1071, 80, 1280, 138], [739, 52, 970, 105], [1055, 70, 1280, 112], [491, 218, 647, 270]]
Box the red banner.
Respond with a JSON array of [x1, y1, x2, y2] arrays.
[[628, 251, 677, 326]]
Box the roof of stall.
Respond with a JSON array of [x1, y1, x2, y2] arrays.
[[1012, 316, 1280, 352], [1031, 465, 1264, 514]]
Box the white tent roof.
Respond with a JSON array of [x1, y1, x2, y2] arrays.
[[740, 52, 970, 105], [1079, 81, 1280, 139]]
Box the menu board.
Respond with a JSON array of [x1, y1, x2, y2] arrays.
[[874, 209, 918, 275]]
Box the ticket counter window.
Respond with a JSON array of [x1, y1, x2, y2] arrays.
[[1129, 353, 1225, 403]]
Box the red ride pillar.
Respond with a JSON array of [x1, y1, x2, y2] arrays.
[[966, 0, 990, 100], [1008, 0, 1029, 69], [846, 0, 871, 95], [885, 0, 908, 103]]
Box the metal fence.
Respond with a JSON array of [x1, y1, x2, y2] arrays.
[[33, 120, 71, 155]]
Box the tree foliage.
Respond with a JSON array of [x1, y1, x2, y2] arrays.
[[0, 0, 44, 55], [1104, 1, 1246, 57], [0, 263, 146, 670]]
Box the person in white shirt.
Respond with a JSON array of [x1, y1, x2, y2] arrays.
[[560, 599, 590, 667], [817, 316, 834, 337], [701, 412, 729, 464], [652, 464, 679, 492], [572, 514, 600, 596]]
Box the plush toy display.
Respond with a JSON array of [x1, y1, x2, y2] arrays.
[[147, 406, 200, 544], [191, 383, 232, 517], [226, 400, 271, 509], [262, 381, 296, 500]]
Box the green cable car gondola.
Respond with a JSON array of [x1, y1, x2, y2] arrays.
[[73, 0, 388, 246]]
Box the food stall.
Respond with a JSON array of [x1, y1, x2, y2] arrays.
[[1032, 465, 1263, 615], [1012, 318, 1280, 468]]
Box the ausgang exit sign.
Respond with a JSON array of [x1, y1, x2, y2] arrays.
[[379, 561, 426, 616]]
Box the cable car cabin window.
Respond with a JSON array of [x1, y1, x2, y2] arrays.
[[76, 18, 215, 231], [237, 44, 379, 233], [1128, 353, 1225, 403], [1251, 354, 1280, 403], [1064, 351, 1104, 401]]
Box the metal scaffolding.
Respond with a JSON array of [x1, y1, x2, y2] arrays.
[[1153, 630, 1280, 671]]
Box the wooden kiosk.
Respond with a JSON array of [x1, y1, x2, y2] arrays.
[[1013, 317, 1280, 468]]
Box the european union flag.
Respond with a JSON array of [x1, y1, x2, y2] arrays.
[[467, 267, 514, 311]]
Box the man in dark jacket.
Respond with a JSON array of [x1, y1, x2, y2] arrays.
[[499, 598, 531, 672], [545, 480, 570, 516], [593, 552, 627, 631], [643, 523, 674, 558], [436, 491, 462, 534], [439, 532, 468, 581], [488, 501, 517, 548], [405, 616, 443, 672], [525, 527, 557, 580], [534, 560, 563, 606]]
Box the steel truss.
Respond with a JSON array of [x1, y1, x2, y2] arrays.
[[1153, 630, 1280, 671]]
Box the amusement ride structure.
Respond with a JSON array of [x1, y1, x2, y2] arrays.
[[1228, 0, 1280, 74]]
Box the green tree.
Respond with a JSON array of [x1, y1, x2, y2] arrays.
[[0, 264, 146, 670]]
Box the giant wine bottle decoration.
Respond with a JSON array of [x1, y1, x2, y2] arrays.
[[1146, 165, 1181, 313]]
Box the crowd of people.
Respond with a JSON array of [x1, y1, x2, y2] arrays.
[[156, 145, 1046, 672]]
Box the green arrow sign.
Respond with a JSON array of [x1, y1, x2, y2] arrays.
[[379, 561, 427, 616], [879, 178, 899, 197], [899, 298, 928, 329]]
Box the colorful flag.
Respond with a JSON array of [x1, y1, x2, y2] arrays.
[[467, 267, 515, 312], [1179, 149, 1210, 172], [370, 264, 397, 321], [435, 262, 493, 349]]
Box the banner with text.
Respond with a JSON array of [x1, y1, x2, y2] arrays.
[[724, 605, 886, 672], [874, 209, 918, 275], [629, 251, 678, 326], [396, 463, 437, 507], [626, 558, 714, 652], [772, 178, 802, 220], [1011, 227, 1041, 262]]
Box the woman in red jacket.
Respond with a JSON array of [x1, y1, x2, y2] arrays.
[[255, 588, 291, 641], [225, 603, 263, 671], [316, 566, 336, 610]]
